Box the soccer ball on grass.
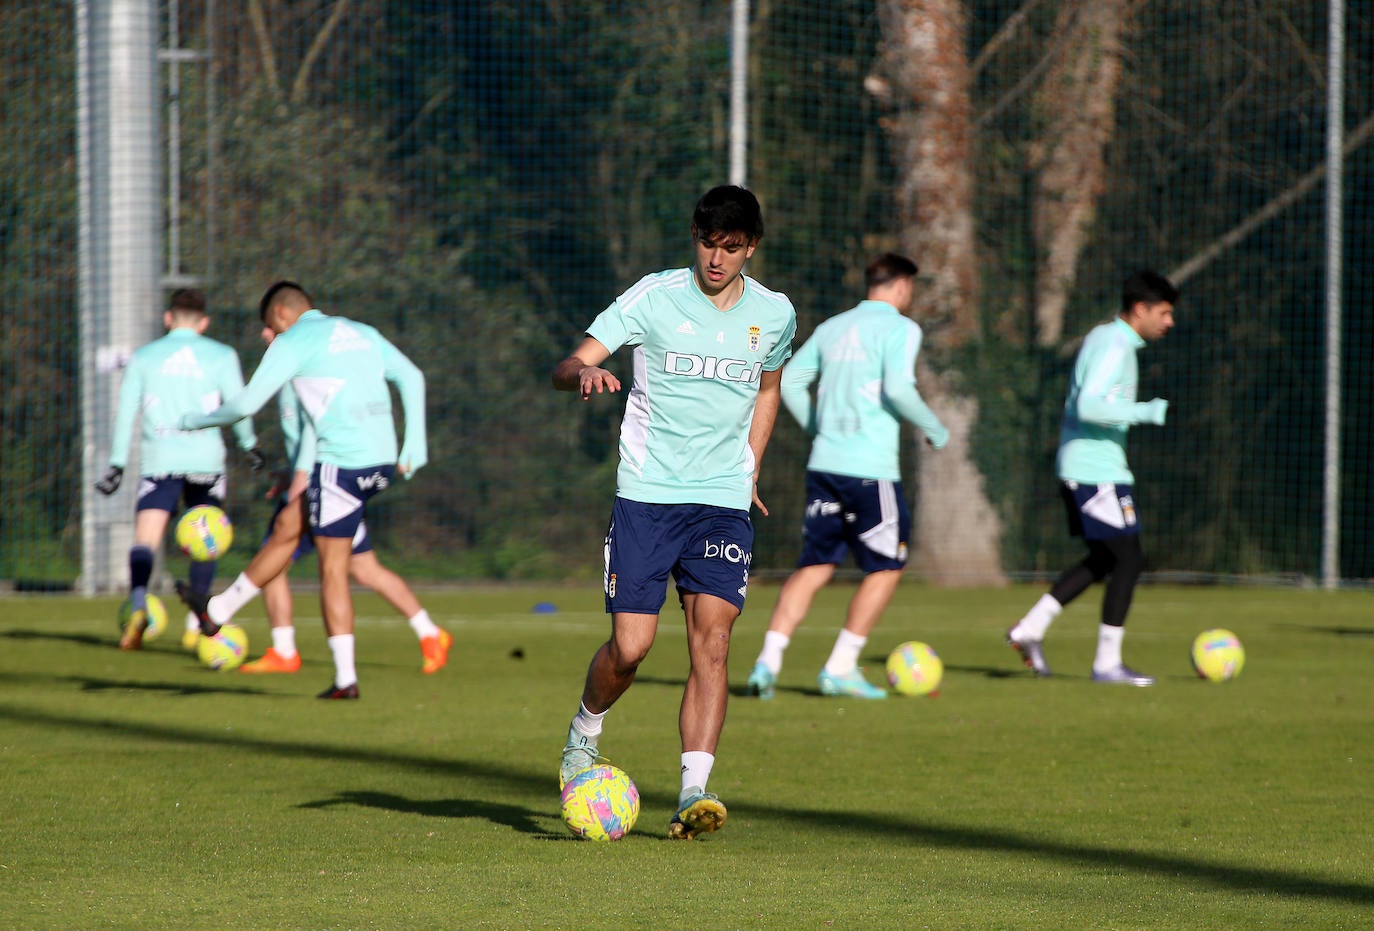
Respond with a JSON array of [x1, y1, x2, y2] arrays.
[[175, 505, 233, 561], [197, 623, 249, 671], [1191, 628, 1244, 682], [559, 763, 639, 841], [886, 641, 944, 696], [118, 594, 168, 642]]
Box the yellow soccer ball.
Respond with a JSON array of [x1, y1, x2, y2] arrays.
[[886, 641, 944, 696], [559, 764, 640, 841], [175, 505, 234, 562], [197, 623, 249, 671], [1191, 628, 1245, 682]]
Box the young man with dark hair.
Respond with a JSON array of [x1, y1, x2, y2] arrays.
[[746, 252, 948, 700], [95, 288, 262, 650], [551, 185, 797, 839], [1007, 269, 1178, 685], [177, 281, 428, 699]]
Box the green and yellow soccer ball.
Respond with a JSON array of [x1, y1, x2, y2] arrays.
[[886, 641, 944, 696], [559, 764, 639, 841], [197, 623, 249, 671], [118, 594, 168, 642], [1191, 628, 1244, 682], [175, 505, 234, 562]]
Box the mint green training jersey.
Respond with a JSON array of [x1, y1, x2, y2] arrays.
[[587, 268, 797, 510], [276, 381, 315, 472], [781, 299, 948, 481], [109, 328, 256, 475], [1057, 316, 1160, 484], [182, 310, 427, 475]]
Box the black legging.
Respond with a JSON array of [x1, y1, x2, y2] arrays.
[[1048, 534, 1146, 628]]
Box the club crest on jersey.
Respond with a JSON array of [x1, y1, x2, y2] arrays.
[[748, 326, 761, 352]]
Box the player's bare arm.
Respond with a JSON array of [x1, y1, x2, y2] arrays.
[[747, 368, 784, 516], [552, 336, 620, 400]]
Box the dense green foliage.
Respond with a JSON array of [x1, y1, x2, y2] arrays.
[[2, 1, 1372, 583], [1, 584, 1372, 926]]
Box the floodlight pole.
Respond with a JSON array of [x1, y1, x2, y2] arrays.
[[1321, 0, 1344, 590], [729, 0, 749, 186], [77, 0, 162, 594]]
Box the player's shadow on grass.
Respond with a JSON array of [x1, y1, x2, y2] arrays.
[[299, 790, 559, 837], [2, 628, 112, 648], [1278, 623, 1374, 638], [8, 703, 1374, 905], [68, 674, 276, 697]]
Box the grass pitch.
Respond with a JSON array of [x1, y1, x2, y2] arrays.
[[0, 582, 1371, 928]]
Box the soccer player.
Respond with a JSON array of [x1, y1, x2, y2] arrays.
[[745, 253, 948, 701], [236, 329, 450, 677], [94, 288, 262, 650], [551, 185, 797, 839], [1006, 269, 1177, 685], [176, 281, 428, 699]]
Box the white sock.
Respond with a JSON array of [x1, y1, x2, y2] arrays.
[[407, 609, 440, 640], [571, 702, 606, 740], [1094, 624, 1124, 672], [757, 630, 790, 675], [271, 626, 297, 659], [1012, 594, 1062, 641], [823, 628, 867, 676], [327, 634, 357, 688], [184, 611, 199, 633], [680, 751, 715, 799], [208, 573, 261, 625]]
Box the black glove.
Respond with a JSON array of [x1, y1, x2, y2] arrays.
[[246, 447, 267, 473], [94, 466, 124, 496]]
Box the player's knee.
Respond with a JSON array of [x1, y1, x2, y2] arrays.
[[1107, 536, 1146, 580], [606, 641, 648, 676]]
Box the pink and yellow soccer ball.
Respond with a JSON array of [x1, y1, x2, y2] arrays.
[[559, 764, 640, 841], [175, 505, 234, 562], [886, 641, 944, 696], [1191, 628, 1245, 682], [197, 623, 249, 671]]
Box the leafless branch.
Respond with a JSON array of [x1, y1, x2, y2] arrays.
[[247, 0, 280, 99], [290, 0, 353, 105], [970, 0, 1049, 77], [1170, 112, 1374, 285]]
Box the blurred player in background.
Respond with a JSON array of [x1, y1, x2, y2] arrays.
[[746, 253, 948, 700], [177, 281, 428, 699], [236, 325, 449, 677], [551, 185, 796, 839], [94, 288, 263, 650], [1006, 269, 1177, 686]]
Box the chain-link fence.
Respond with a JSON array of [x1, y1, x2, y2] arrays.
[[2, 1, 1371, 588]]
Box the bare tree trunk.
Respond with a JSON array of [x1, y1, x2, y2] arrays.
[[1029, 0, 1131, 347], [876, 0, 1004, 586]]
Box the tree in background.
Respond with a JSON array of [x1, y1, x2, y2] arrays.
[[874, 0, 1005, 585]]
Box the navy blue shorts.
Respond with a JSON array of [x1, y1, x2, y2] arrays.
[[308, 463, 393, 540], [797, 471, 910, 573], [603, 497, 754, 615], [1061, 481, 1140, 541], [264, 496, 374, 558], [136, 473, 225, 514]]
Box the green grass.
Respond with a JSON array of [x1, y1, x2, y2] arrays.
[[1, 582, 1371, 928]]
